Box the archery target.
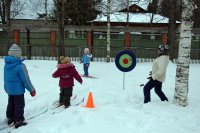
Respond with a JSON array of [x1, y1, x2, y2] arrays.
[[115, 50, 136, 72]]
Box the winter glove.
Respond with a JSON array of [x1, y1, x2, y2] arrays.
[[149, 71, 152, 76], [30, 90, 36, 97], [140, 84, 144, 87], [147, 76, 152, 80], [87, 54, 93, 58]]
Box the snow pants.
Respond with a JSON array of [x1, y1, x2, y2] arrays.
[[143, 78, 168, 103], [6, 94, 25, 122], [83, 63, 90, 76], [59, 87, 73, 107]]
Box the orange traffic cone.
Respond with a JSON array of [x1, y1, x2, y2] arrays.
[[85, 92, 95, 108]]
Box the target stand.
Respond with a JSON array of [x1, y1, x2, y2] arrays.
[[115, 50, 136, 90]]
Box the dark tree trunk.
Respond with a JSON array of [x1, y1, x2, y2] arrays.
[[27, 28, 31, 59], [5, 0, 12, 49], [58, 0, 65, 57], [54, 0, 65, 63], [167, 0, 177, 59], [0, 0, 6, 24]]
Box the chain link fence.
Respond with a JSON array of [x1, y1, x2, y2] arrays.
[[130, 33, 162, 48], [0, 31, 14, 56], [0, 31, 200, 60]]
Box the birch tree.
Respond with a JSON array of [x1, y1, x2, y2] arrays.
[[173, 0, 195, 107], [104, 0, 138, 62], [106, 0, 111, 62], [100, 0, 129, 62], [126, 0, 129, 27]]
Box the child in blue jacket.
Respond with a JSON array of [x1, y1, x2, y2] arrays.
[[81, 48, 92, 76], [4, 44, 36, 128]]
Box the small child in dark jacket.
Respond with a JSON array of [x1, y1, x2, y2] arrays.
[[52, 56, 82, 108]]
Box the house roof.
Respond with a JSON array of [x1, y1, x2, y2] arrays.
[[119, 4, 148, 13], [100, 0, 149, 13], [93, 12, 170, 24], [11, 0, 179, 25], [13, 0, 150, 20]]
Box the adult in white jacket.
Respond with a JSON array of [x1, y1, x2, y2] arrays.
[[143, 44, 169, 104]]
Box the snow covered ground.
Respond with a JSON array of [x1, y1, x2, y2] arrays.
[[0, 59, 200, 133]]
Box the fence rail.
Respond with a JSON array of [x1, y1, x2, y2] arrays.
[[0, 44, 200, 60], [0, 31, 200, 60]]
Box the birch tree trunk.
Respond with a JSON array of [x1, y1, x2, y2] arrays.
[[173, 0, 194, 107], [126, 0, 129, 27], [45, 0, 48, 20], [106, 0, 111, 62]]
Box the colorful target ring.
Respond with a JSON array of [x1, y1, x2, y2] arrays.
[[115, 50, 136, 72]]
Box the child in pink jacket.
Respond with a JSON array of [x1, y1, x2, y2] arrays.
[[52, 56, 82, 108]]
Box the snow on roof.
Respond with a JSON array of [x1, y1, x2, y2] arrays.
[[14, 0, 150, 20], [100, 0, 149, 12], [133, 0, 149, 10], [14, 11, 38, 20], [94, 12, 169, 23]]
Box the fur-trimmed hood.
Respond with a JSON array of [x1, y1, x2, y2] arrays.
[[57, 63, 74, 69]]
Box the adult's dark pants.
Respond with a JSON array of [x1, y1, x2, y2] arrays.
[[6, 94, 25, 122], [83, 63, 90, 76], [59, 87, 73, 107], [143, 78, 168, 103]]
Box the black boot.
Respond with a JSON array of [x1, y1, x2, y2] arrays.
[[144, 100, 151, 104], [15, 120, 27, 128], [64, 101, 71, 108], [7, 119, 14, 126], [162, 98, 168, 102]]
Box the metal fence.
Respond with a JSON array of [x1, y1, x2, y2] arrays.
[[130, 34, 162, 48], [0, 31, 200, 60]]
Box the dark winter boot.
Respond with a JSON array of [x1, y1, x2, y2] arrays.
[[65, 103, 71, 109], [144, 100, 151, 104], [64, 98, 70, 108], [15, 120, 27, 128], [161, 98, 168, 102], [7, 119, 14, 126], [59, 102, 64, 106]]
